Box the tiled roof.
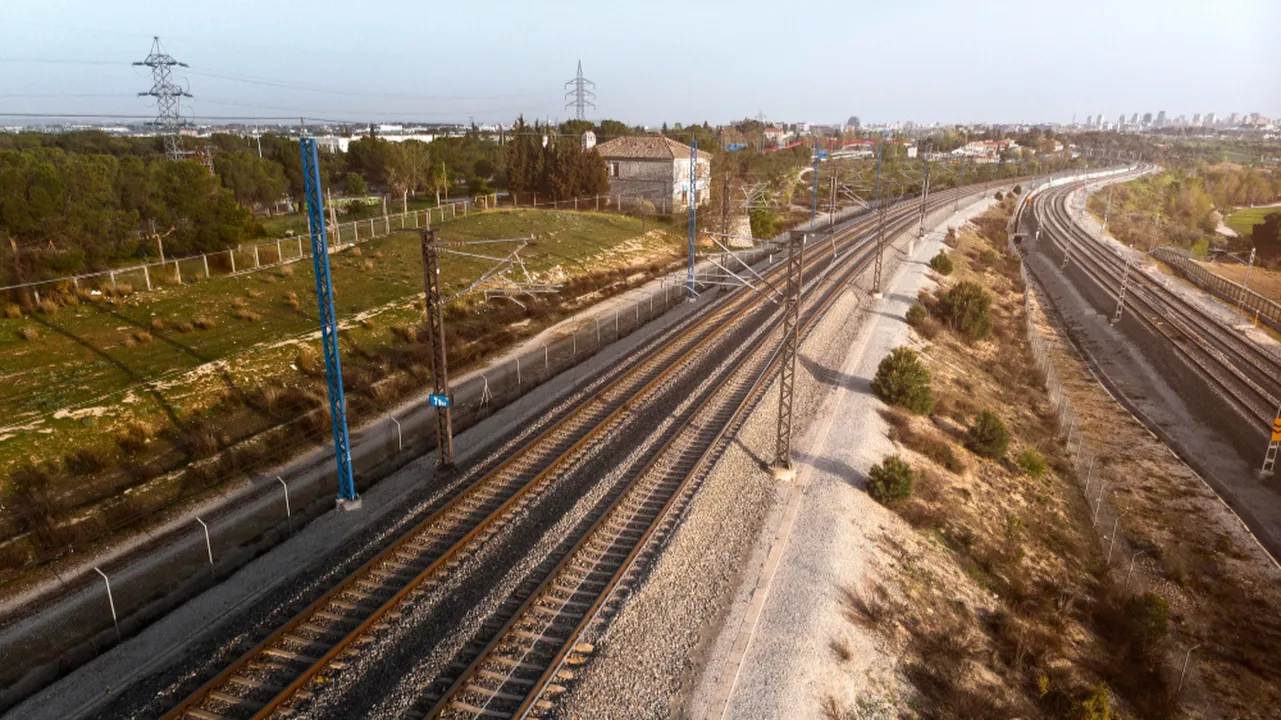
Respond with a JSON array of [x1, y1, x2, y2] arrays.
[[595, 135, 712, 161]]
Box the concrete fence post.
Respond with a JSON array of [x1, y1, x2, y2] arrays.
[[544, 343, 549, 370], [229, 249, 237, 274], [201, 254, 210, 278], [253, 245, 261, 269], [93, 567, 121, 642], [389, 416, 402, 452], [277, 476, 293, 534], [276, 238, 283, 264], [110, 270, 117, 289], [143, 264, 152, 291], [173, 260, 182, 285], [195, 517, 214, 579], [297, 236, 304, 258], [516, 357, 521, 387]]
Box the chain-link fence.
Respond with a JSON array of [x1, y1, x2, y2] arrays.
[[0, 194, 501, 304], [1150, 246, 1281, 331], [0, 235, 783, 707]]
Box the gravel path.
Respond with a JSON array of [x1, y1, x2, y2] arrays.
[[554, 195, 1002, 719]]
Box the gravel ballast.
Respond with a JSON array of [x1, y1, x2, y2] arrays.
[[553, 196, 1002, 719]]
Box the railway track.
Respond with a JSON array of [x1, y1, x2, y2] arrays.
[[162, 178, 988, 720], [413, 184, 986, 720], [1031, 175, 1281, 426]]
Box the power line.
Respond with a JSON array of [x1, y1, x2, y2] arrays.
[[133, 36, 192, 161], [563, 60, 595, 121]]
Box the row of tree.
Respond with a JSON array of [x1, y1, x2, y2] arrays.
[[1, 147, 251, 288], [506, 117, 609, 201]]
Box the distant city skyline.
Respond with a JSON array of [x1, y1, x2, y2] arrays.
[[2, 0, 1277, 127]]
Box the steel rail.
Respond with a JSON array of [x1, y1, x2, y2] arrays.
[[163, 184, 949, 720], [420, 180, 994, 720], [1034, 181, 1278, 424]]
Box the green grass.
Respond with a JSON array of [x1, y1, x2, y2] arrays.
[[0, 208, 673, 479], [1226, 206, 1279, 237]]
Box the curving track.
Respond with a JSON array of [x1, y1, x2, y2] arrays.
[[1030, 174, 1281, 427], [163, 178, 1012, 720]]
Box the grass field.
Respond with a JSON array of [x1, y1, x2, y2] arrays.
[[1225, 206, 1279, 237], [0, 208, 685, 568]]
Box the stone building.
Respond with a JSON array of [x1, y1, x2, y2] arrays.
[[595, 136, 712, 211]]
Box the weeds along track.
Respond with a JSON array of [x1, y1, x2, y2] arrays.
[[1033, 178, 1281, 426], [413, 188, 977, 720], [159, 185, 972, 720]]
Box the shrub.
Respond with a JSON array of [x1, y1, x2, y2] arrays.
[[3, 303, 21, 319], [230, 297, 246, 309], [994, 191, 1004, 201], [296, 343, 320, 374], [928, 250, 954, 275], [866, 454, 915, 505], [906, 302, 927, 327], [872, 347, 934, 414], [19, 326, 39, 341], [1069, 683, 1117, 720], [116, 422, 153, 456], [278, 264, 295, 278], [1012, 184, 1023, 196], [937, 281, 993, 341], [232, 307, 262, 322], [966, 410, 1011, 459], [1017, 448, 1048, 478], [193, 315, 217, 330], [978, 248, 1000, 268], [64, 448, 110, 475], [130, 330, 154, 345], [150, 318, 165, 332], [176, 321, 194, 333]]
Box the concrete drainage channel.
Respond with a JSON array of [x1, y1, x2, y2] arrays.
[[0, 206, 891, 716]]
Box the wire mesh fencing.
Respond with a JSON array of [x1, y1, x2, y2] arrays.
[[0, 241, 780, 701]]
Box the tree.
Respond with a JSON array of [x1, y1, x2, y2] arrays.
[[1253, 212, 1281, 262], [965, 410, 1010, 459], [346, 135, 393, 189], [386, 140, 432, 197], [866, 455, 915, 505], [872, 347, 934, 414], [937, 281, 993, 341], [343, 172, 367, 196]]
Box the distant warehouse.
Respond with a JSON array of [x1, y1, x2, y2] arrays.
[[595, 136, 712, 211]]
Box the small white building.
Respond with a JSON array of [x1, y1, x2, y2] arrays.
[[595, 136, 713, 209]]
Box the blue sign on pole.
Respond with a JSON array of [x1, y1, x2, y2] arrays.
[[430, 394, 452, 408], [816, 150, 830, 160], [726, 142, 748, 152]]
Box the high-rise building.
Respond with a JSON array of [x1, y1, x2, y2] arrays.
[[1229, 112, 1239, 126], [1130, 113, 1139, 125], [1205, 112, 1216, 126], [1156, 110, 1167, 127], [1192, 113, 1201, 126], [1085, 114, 1093, 128], [1142, 112, 1153, 125]]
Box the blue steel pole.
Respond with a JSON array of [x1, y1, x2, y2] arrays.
[[686, 139, 698, 299], [809, 153, 820, 231], [300, 138, 358, 508], [873, 133, 884, 210]]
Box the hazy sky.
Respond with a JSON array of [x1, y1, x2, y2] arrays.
[[2, 0, 1278, 127]]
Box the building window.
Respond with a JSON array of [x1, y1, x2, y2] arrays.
[[609, 162, 619, 177]]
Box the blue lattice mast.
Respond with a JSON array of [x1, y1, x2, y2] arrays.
[[809, 153, 819, 230], [300, 137, 359, 509], [687, 140, 698, 299], [872, 131, 886, 296]]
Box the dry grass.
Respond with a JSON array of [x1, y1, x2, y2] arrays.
[[230, 296, 246, 309], [19, 326, 39, 341], [129, 330, 154, 345], [285, 290, 301, 310], [278, 264, 294, 278], [192, 315, 217, 330], [231, 307, 263, 322], [295, 343, 320, 374], [150, 317, 165, 332], [362, 259, 375, 271], [3, 303, 22, 319], [37, 298, 59, 315]]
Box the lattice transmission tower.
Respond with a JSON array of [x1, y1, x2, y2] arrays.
[[134, 36, 192, 161], [564, 60, 596, 121]]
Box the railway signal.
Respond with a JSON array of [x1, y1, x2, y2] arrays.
[[1261, 406, 1281, 476]]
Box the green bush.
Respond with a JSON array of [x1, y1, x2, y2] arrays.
[[1017, 448, 1048, 478], [1069, 683, 1117, 720], [906, 302, 927, 327], [928, 250, 954, 275], [966, 410, 1010, 459], [1012, 184, 1023, 196], [872, 347, 934, 414], [937, 281, 993, 342], [994, 190, 1004, 201], [866, 454, 915, 505]]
